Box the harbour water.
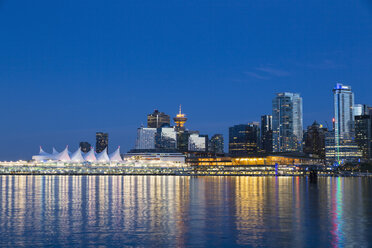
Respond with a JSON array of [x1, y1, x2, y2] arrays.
[[0, 175, 371, 247]]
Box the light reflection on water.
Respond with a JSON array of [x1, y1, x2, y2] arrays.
[[0, 176, 371, 247]]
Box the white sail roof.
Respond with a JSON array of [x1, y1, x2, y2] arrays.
[[84, 148, 97, 162], [109, 147, 123, 162], [96, 147, 110, 163], [70, 147, 85, 163], [32, 146, 52, 161], [55, 146, 71, 162], [39, 146, 51, 156], [52, 147, 59, 155]]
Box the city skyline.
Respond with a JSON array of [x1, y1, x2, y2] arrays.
[[0, 1, 372, 160]]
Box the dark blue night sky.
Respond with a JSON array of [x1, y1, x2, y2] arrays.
[[0, 0, 371, 160]]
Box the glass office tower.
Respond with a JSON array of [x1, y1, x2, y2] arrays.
[[272, 92, 303, 152], [229, 123, 260, 155], [333, 84, 354, 138]]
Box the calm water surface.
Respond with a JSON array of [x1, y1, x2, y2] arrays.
[[0, 176, 371, 247]]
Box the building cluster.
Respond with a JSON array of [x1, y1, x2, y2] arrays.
[[228, 84, 371, 165], [131, 107, 224, 156]]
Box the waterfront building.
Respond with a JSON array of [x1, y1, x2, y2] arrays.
[[229, 123, 260, 156], [272, 92, 303, 152], [303, 121, 327, 159], [188, 133, 207, 152], [187, 154, 323, 167], [325, 130, 362, 164], [147, 110, 171, 128], [32, 146, 122, 163], [355, 115, 372, 159], [260, 115, 273, 153], [79, 142, 91, 153], [124, 152, 186, 163], [96, 132, 108, 153], [209, 134, 224, 154]]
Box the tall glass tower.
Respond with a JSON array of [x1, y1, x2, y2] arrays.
[[272, 92, 303, 152], [333, 83, 354, 138]]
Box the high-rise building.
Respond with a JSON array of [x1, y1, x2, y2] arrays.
[[210, 134, 224, 154], [272, 92, 303, 152], [176, 131, 190, 152], [79, 142, 91, 153], [136, 127, 157, 149], [260, 115, 273, 153], [229, 123, 260, 156], [329, 84, 365, 164], [333, 84, 354, 138], [96, 132, 108, 153], [155, 127, 177, 150], [355, 115, 372, 159], [303, 121, 327, 159], [136, 127, 177, 150], [147, 110, 171, 128]]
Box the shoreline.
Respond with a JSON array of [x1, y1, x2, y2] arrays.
[[0, 172, 370, 177]]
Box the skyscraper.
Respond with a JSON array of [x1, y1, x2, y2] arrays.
[[329, 84, 362, 164], [79, 142, 91, 153], [272, 92, 303, 152], [260, 115, 273, 153], [333, 83, 354, 138], [147, 110, 171, 128], [229, 123, 260, 156], [210, 134, 224, 154], [96, 132, 108, 153]]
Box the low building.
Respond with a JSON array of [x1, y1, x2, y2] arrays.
[[187, 153, 323, 167], [124, 151, 186, 163]]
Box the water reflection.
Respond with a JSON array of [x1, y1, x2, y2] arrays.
[[0, 176, 371, 247]]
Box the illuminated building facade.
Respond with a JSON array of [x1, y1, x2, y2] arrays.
[[188, 154, 323, 167], [229, 123, 260, 156], [355, 115, 372, 159], [272, 92, 303, 152], [147, 110, 171, 128], [303, 121, 327, 159], [79, 142, 91, 153], [209, 134, 224, 154], [325, 130, 362, 164], [96, 132, 108, 153], [260, 115, 273, 153]]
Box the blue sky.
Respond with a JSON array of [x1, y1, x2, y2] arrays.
[[0, 0, 371, 160]]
